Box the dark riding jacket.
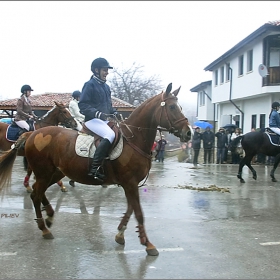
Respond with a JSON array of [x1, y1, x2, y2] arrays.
[[269, 110, 280, 128], [79, 76, 116, 122]]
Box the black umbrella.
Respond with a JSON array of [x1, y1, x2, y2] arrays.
[[223, 124, 237, 132]]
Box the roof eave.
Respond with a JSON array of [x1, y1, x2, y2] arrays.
[[204, 24, 280, 72]]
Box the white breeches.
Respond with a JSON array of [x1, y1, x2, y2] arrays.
[[270, 127, 280, 135], [15, 120, 30, 131], [85, 118, 115, 143]]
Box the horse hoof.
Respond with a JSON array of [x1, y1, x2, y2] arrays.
[[272, 178, 277, 182], [26, 186, 32, 193], [69, 180, 75, 187], [146, 248, 159, 256], [42, 232, 54, 239], [240, 179, 245, 183], [253, 176, 257, 180], [60, 186, 68, 192], [115, 235, 125, 245]]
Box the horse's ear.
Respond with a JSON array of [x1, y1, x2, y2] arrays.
[[166, 83, 172, 95], [54, 101, 58, 106], [172, 86, 181, 97]]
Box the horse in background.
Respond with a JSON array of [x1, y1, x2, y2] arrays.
[[0, 101, 77, 192], [0, 83, 192, 256], [229, 129, 280, 183]]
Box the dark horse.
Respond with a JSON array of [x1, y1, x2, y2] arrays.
[[0, 83, 192, 256], [0, 101, 77, 192], [229, 129, 280, 183]]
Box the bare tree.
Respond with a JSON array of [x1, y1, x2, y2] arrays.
[[108, 62, 162, 106]]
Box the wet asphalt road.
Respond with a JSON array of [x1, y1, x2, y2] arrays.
[[1, 156, 280, 279]]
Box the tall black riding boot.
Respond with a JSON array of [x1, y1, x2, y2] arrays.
[[88, 138, 112, 182]]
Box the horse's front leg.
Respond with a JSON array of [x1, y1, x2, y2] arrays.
[[115, 204, 133, 245], [123, 186, 159, 256], [270, 154, 280, 182], [244, 155, 257, 180], [30, 183, 54, 239], [57, 180, 68, 192]]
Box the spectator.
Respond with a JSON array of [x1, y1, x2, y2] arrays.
[[202, 126, 215, 164], [156, 135, 167, 163], [69, 90, 85, 131], [224, 129, 232, 163], [231, 127, 243, 164], [192, 127, 202, 167], [215, 127, 228, 164]]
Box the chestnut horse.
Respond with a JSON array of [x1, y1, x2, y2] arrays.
[[0, 83, 192, 256], [0, 101, 77, 192]]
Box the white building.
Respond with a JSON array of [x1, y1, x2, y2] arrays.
[[191, 20, 280, 133]]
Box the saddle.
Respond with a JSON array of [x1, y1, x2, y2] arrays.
[[265, 127, 280, 146], [6, 120, 35, 142], [75, 121, 123, 160]]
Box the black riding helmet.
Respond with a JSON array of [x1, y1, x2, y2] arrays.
[[91, 57, 113, 73], [21, 84, 33, 94], [72, 90, 81, 99], [272, 101, 280, 109]]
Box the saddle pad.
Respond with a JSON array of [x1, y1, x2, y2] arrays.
[[265, 131, 280, 146], [6, 125, 20, 142], [75, 133, 123, 160]]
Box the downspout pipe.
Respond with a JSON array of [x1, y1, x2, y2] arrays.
[[229, 67, 244, 131], [202, 90, 216, 133]]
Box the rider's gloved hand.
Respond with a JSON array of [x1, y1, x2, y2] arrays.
[[95, 111, 107, 121]]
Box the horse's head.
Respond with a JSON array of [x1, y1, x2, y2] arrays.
[[157, 83, 192, 142], [53, 101, 77, 129]]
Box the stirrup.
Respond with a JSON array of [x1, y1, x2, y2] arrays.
[[88, 166, 105, 182]]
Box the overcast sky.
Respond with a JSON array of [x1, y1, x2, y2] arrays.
[[1, 1, 280, 108]]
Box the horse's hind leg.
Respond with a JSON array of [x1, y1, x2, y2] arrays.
[[270, 154, 280, 182], [41, 194, 55, 228], [122, 185, 159, 256], [31, 182, 54, 239], [31, 169, 65, 239]]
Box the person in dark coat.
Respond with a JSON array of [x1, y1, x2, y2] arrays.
[[215, 127, 228, 164], [79, 57, 118, 182], [202, 126, 215, 164], [192, 127, 202, 167]]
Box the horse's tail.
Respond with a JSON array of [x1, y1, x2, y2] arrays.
[[0, 136, 26, 197], [229, 135, 243, 153], [23, 156, 28, 171]]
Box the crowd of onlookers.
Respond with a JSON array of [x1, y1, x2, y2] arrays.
[[178, 126, 275, 166]]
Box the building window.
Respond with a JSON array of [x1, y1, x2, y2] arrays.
[[220, 66, 224, 84], [251, 114, 256, 129], [238, 55, 244, 76], [199, 91, 205, 106], [269, 47, 280, 67], [226, 63, 230, 81], [260, 114, 266, 129], [215, 70, 218, 86], [247, 50, 253, 72]]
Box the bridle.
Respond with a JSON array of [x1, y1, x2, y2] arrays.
[[35, 106, 76, 129], [156, 92, 188, 135]]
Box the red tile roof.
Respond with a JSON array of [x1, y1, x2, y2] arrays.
[[0, 92, 135, 111]]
